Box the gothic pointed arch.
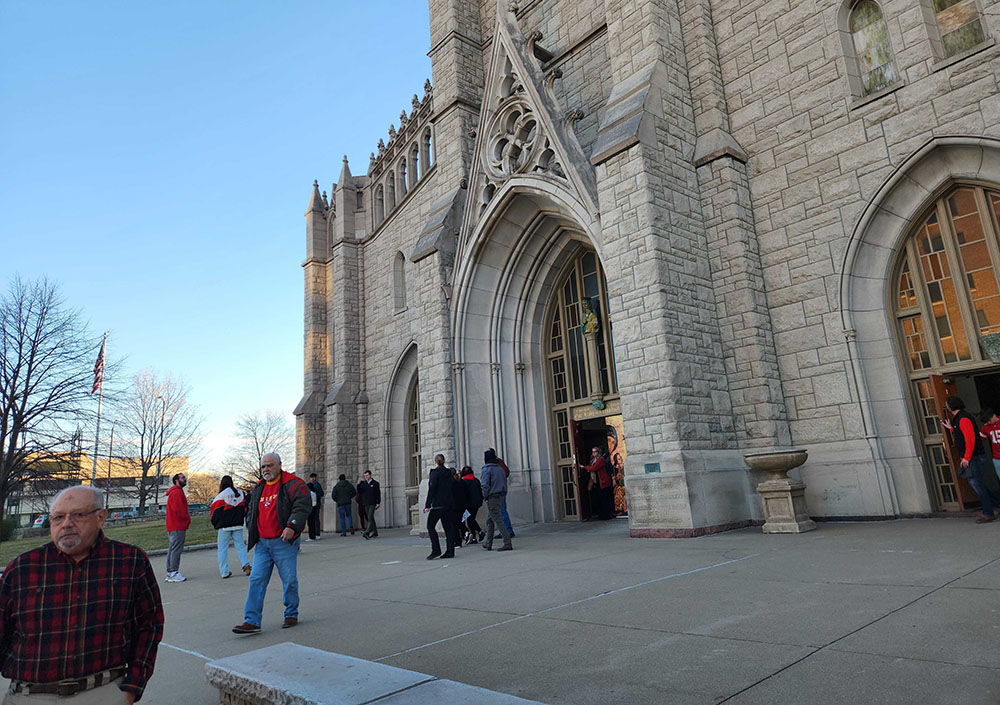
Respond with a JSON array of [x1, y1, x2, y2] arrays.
[[384, 342, 419, 527], [457, 0, 598, 273], [839, 136, 1000, 515]]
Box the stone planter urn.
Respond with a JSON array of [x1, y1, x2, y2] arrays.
[[743, 448, 816, 534]]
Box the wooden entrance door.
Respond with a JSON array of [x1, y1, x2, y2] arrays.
[[929, 374, 979, 509]]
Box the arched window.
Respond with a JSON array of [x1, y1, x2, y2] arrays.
[[409, 144, 420, 187], [398, 162, 407, 197], [375, 186, 385, 224], [894, 185, 1000, 508], [545, 249, 620, 520], [928, 0, 986, 57], [386, 175, 396, 211], [406, 377, 420, 490], [848, 0, 897, 95], [421, 128, 433, 174], [393, 251, 406, 312]]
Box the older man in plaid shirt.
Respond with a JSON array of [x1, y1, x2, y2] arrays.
[[0, 485, 164, 703]]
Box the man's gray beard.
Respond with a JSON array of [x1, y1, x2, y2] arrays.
[[56, 533, 82, 551]]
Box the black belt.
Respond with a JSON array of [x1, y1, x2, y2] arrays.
[[10, 667, 125, 697]]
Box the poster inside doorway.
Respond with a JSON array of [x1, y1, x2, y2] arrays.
[[605, 414, 628, 516]]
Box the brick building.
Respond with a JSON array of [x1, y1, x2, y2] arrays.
[[296, 0, 1000, 535]]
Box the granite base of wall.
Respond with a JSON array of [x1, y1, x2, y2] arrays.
[[629, 519, 763, 538]]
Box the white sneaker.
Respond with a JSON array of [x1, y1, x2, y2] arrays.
[[304, 538, 313, 542], [166, 572, 186, 583]]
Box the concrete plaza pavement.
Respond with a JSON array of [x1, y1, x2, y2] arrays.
[[5, 517, 999, 704]]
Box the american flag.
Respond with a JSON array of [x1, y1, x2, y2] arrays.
[[91, 335, 106, 394]]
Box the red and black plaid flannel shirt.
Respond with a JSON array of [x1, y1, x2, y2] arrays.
[[0, 532, 164, 700]]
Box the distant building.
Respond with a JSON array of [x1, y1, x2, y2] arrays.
[[7, 453, 189, 525], [298, 0, 1000, 536]]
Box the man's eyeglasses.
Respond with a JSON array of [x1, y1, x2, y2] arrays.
[[49, 508, 102, 524]]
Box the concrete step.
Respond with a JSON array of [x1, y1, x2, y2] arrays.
[[205, 642, 546, 705]]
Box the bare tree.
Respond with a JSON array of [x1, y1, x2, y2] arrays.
[[0, 278, 105, 518], [225, 411, 294, 486], [185, 472, 221, 505], [115, 370, 203, 513]]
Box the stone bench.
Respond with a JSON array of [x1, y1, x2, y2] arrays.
[[205, 642, 547, 705]]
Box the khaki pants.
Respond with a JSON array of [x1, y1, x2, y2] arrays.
[[4, 680, 130, 705]]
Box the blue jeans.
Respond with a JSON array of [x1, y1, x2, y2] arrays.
[[217, 526, 249, 577], [244, 537, 300, 626], [993, 458, 1000, 485], [484, 494, 512, 549], [338, 504, 353, 533], [967, 456, 995, 517], [500, 497, 513, 534]]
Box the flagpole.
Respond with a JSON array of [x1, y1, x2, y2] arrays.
[[91, 333, 107, 483]]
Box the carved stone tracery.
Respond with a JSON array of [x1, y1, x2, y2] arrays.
[[478, 58, 566, 215]]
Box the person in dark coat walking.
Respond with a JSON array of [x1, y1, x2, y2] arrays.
[[449, 467, 467, 549], [355, 479, 367, 532], [424, 454, 456, 559], [359, 470, 381, 539], [460, 466, 484, 544], [305, 473, 324, 541], [331, 473, 358, 535]]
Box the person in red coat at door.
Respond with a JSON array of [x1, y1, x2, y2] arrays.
[[165, 473, 191, 582], [577, 447, 613, 520]]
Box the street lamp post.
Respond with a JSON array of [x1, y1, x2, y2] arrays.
[[152, 395, 166, 513]]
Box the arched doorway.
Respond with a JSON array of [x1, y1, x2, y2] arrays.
[[405, 375, 421, 517], [544, 248, 627, 520], [893, 184, 1000, 510], [451, 182, 622, 525], [384, 343, 419, 527]]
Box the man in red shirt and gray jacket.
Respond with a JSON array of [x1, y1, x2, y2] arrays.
[[164, 472, 190, 582], [232, 452, 311, 633]]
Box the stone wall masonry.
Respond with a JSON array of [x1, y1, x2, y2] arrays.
[[297, 259, 329, 481], [679, 0, 790, 450], [596, 0, 752, 531], [325, 240, 362, 481], [545, 28, 611, 159], [358, 179, 441, 523], [713, 0, 1000, 454]]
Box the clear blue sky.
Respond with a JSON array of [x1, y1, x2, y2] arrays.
[[0, 1, 433, 471]]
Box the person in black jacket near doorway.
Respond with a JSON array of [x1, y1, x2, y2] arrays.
[[460, 466, 484, 544], [424, 454, 456, 559], [449, 467, 467, 549]]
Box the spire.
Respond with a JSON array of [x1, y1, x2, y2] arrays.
[[307, 180, 324, 213], [339, 155, 352, 184]]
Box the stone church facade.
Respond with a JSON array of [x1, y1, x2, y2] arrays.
[[296, 0, 1000, 536]]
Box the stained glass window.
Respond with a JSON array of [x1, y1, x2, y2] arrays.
[[933, 0, 985, 57], [849, 0, 897, 95]]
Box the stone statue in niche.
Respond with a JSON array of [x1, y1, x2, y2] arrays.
[[582, 298, 600, 335]]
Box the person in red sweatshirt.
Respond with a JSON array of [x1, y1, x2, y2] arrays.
[[165, 472, 191, 581], [979, 407, 1000, 487], [232, 452, 312, 633], [577, 446, 614, 520], [942, 396, 998, 523]]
